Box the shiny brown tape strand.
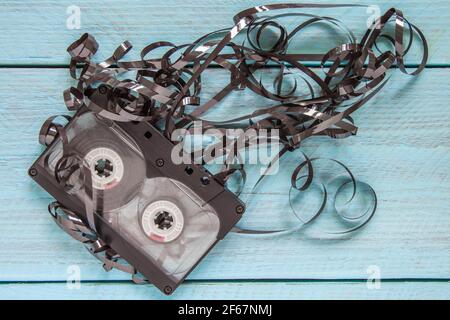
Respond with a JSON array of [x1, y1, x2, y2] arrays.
[[39, 3, 427, 276]]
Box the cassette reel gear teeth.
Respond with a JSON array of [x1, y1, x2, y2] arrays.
[[141, 200, 185, 243]]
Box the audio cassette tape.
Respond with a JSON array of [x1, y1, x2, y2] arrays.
[[29, 96, 245, 294]]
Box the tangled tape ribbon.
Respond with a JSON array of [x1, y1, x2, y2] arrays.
[[39, 3, 427, 276]]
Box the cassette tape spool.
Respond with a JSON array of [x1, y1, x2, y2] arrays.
[[29, 106, 244, 294], [103, 176, 221, 280], [41, 111, 146, 212], [84, 147, 124, 191], [141, 199, 185, 243]]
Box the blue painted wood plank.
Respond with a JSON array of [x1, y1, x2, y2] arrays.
[[0, 68, 449, 158], [0, 0, 446, 65], [0, 281, 449, 300], [0, 68, 448, 282]]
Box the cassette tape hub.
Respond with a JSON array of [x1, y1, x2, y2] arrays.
[[29, 107, 245, 294]]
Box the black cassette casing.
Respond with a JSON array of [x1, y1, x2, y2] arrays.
[[29, 107, 244, 294]]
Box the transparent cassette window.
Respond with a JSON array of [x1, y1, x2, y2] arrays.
[[39, 112, 220, 281]]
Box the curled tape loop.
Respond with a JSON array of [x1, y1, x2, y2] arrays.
[[234, 156, 377, 237], [41, 3, 427, 276]]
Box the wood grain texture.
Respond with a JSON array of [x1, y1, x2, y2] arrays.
[[0, 68, 448, 282], [1, 281, 449, 300], [0, 0, 449, 299], [0, 0, 446, 66]]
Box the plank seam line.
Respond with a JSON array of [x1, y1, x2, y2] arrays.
[[0, 278, 449, 285]]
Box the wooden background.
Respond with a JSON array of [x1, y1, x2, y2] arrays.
[[0, 0, 448, 299]]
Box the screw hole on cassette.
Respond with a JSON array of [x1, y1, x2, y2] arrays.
[[184, 166, 194, 175], [201, 176, 210, 185], [144, 131, 152, 139], [164, 286, 173, 295], [28, 167, 37, 177], [156, 158, 164, 167], [98, 85, 108, 95]]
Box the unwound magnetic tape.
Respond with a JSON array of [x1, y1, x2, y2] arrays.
[[29, 3, 427, 294]]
